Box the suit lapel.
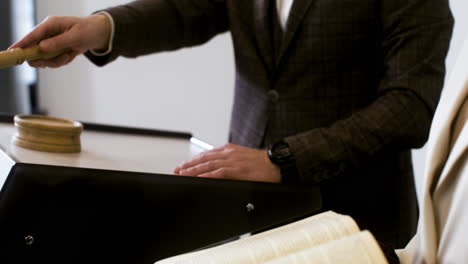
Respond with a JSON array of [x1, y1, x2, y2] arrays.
[[253, 0, 316, 73], [276, 0, 317, 66], [253, 0, 275, 74]]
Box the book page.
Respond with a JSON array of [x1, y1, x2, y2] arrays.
[[155, 211, 360, 264], [263, 231, 388, 264]]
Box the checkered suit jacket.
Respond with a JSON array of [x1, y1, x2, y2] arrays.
[[87, 0, 453, 248]]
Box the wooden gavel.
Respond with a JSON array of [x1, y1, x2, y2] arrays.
[[0, 46, 67, 69]]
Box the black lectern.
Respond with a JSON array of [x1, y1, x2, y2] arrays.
[[0, 115, 321, 264]]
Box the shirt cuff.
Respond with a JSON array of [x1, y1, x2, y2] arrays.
[[89, 11, 115, 56]]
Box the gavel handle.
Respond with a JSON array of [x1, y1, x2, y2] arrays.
[[0, 46, 68, 69]]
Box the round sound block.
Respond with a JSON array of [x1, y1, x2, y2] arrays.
[[12, 115, 83, 153]]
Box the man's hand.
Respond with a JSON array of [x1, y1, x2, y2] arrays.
[[174, 143, 282, 183], [9, 14, 112, 68]]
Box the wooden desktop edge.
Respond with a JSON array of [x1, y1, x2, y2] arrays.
[[0, 113, 192, 140]]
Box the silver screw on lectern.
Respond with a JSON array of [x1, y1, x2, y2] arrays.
[[246, 203, 255, 213], [25, 235, 34, 246]]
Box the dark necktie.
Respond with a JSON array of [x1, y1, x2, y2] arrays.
[[270, 0, 284, 61]]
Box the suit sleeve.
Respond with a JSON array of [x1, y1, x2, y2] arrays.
[[85, 0, 229, 66], [284, 0, 454, 184]]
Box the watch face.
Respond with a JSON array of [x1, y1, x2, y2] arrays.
[[275, 145, 290, 159], [270, 141, 291, 164]]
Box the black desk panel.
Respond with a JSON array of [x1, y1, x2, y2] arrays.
[[0, 115, 321, 264]]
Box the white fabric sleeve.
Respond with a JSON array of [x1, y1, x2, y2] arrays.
[[89, 11, 115, 56]]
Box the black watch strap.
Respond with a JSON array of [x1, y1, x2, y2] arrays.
[[268, 140, 299, 184]]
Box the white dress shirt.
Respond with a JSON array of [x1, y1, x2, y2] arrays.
[[277, 0, 294, 30]]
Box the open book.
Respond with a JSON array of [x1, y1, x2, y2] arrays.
[[155, 211, 388, 264]]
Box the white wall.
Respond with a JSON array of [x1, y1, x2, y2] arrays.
[[36, 0, 234, 147], [35, 0, 467, 191], [11, 0, 36, 113]]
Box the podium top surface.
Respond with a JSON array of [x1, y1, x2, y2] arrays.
[[0, 117, 207, 175]]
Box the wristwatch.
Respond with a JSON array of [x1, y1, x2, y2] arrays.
[[268, 140, 299, 184]]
